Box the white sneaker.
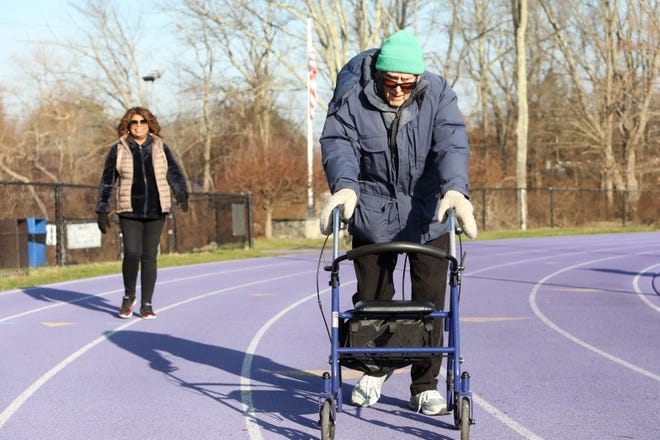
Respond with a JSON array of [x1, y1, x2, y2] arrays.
[[351, 371, 393, 407], [409, 390, 449, 415]]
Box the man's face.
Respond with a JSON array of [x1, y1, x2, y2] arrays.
[[381, 72, 418, 107]]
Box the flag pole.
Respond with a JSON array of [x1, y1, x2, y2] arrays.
[[306, 18, 314, 219]]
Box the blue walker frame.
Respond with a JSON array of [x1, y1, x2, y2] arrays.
[[318, 208, 474, 439]]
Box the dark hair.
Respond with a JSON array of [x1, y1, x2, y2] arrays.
[[117, 107, 161, 138]]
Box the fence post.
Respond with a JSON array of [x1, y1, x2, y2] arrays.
[[622, 190, 627, 227], [172, 205, 179, 253], [480, 189, 486, 231], [166, 213, 174, 253], [549, 187, 555, 228], [247, 192, 254, 249], [214, 194, 221, 245], [55, 184, 64, 266]]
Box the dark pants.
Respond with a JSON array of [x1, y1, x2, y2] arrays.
[[119, 216, 165, 305], [352, 234, 449, 396]]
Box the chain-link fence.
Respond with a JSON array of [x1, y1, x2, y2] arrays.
[[472, 187, 659, 231], [0, 181, 657, 276], [0, 181, 253, 276]]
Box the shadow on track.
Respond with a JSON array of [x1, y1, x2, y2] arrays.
[[351, 394, 457, 439], [107, 330, 321, 439], [21, 286, 119, 316], [105, 331, 454, 439]]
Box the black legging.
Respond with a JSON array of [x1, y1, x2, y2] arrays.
[[352, 234, 449, 396], [119, 216, 166, 305]]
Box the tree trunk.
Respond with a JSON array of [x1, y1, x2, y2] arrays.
[[264, 207, 273, 239], [513, 0, 528, 230]]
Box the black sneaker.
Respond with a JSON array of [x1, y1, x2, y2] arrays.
[[118, 296, 136, 318], [140, 303, 157, 320]]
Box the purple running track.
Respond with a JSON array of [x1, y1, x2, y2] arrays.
[[0, 232, 659, 439]]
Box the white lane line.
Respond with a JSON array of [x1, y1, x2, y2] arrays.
[[0, 273, 120, 297], [634, 263, 660, 312], [239, 281, 350, 440], [240, 241, 656, 439], [0, 269, 314, 429], [241, 283, 546, 440], [529, 253, 660, 382], [3, 240, 654, 436], [0, 258, 298, 296], [0, 318, 137, 428], [0, 261, 299, 323], [472, 394, 544, 440], [463, 239, 659, 279], [0, 289, 123, 322], [433, 367, 545, 440]]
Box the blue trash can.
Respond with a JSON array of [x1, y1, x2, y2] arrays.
[[25, 217, 47, 267]]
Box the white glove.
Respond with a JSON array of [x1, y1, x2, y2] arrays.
[[437, 190, 478, 239], [319, 188, 358, 235]]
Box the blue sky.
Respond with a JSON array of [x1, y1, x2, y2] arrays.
[[0, 1, 171, 78], [0, 1, 186, 120], [0, 1, 68, 83], [0, 1, 314, 125], [0, 2, 453, 127]]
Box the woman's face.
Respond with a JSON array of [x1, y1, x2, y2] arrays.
[[381, 72, 418, 107], [128, 114, 149, 143]]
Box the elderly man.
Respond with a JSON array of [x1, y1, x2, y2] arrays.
[[319, 29, 477, 415]]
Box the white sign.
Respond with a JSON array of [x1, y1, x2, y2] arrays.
[[67, 223, 102, 249], [46, 224, 57, 246]]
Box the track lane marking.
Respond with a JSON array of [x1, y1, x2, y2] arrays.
[[634, 263, 660, 312], [0, 268, 314, 429], [241, 280, 546, 440], [240, 281, 355, 440], [0, 261, 300, 323], [241, 242, 656, 439], [461, 317, 529, 322], [529, 252, 660, 382], [3, 240, 656, 437]]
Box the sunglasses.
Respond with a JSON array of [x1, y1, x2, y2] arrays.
[[129, 119, 148, 126], [382, 78, 418, 91]]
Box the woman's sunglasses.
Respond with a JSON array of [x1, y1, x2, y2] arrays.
[[382, 78, 418, 91], [129, 119, 148, 126]]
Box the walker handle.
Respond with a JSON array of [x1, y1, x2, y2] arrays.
[[447, 208, 457, 260], [330, 208, 459, 269], [332, 206, 341, 261], [345, 241, 457, 266]]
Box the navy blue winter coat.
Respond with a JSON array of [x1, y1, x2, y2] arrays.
[[320, 49, 471, 244]]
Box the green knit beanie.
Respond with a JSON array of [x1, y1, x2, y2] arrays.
[[375, 30, 425, 75]]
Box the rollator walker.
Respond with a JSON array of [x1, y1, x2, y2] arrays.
[[318, 207, 474, 439]]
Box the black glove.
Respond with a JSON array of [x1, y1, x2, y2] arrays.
[[97, 212, 110, 234], [177, 193, 189, 212]]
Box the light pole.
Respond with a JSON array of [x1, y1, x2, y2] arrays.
[[142, 70, 172, 252], [141, 70, 163, 109]]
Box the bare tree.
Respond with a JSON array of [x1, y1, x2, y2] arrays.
[[169, 5, 219, 192], [616, 1, 660, 198], [0, 46, 112, 185], [222, 132, 308, 238], [278, 0, 423, 91], [64, 0, 149, 111], [538, 0, 660, 208], [512, 0, 529, 229], [0, 73, 112, 216], [447, 0, 517, 174], [173, 0, 305, 236]]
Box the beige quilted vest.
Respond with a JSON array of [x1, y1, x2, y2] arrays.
[[115, 134, 172, 213]]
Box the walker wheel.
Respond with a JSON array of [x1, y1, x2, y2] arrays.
[[458, 397, 471, 440], [453, 392, 461, 427], [319, 398, 335, 440]]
